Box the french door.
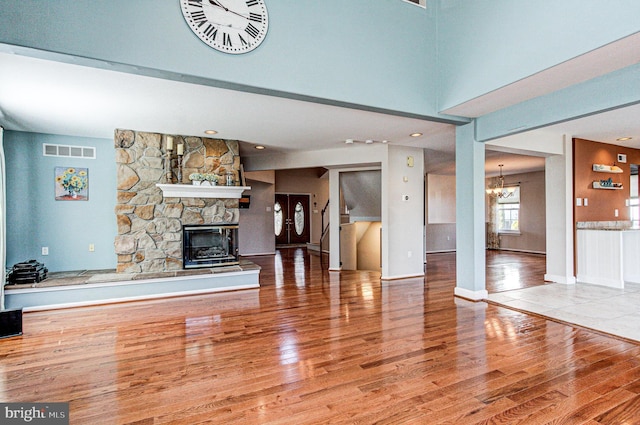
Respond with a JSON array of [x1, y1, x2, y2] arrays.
[[274, 194, 310, 245]]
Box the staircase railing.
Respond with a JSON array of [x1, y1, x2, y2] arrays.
[[319, 199, 330, 267]]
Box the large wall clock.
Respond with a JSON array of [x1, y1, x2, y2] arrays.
[[180, 0, 269, 54]]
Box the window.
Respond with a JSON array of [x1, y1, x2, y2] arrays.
[[404, 0, 426, 7], [497, 186, 520, 233]]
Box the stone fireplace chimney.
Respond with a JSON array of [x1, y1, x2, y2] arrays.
[[113, 130, 241, 274]]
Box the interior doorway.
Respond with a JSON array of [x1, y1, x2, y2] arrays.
[[274, 194, 310, 245]]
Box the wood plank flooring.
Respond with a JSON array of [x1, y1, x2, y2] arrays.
[[1, 249, 639, 424]]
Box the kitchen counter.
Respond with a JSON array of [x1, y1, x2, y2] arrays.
[[576, 229, 640, 288]]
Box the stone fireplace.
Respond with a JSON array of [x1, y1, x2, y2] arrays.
[[113, 130, 241, 274]]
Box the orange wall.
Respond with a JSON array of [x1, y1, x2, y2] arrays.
[[573, 138, 640, 222]]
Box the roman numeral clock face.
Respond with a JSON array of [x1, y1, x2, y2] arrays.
[[180, 0, 268, 54]]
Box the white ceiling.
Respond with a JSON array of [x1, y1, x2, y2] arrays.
[[1, 38, 639, 176], [0, 52, 455, 156]]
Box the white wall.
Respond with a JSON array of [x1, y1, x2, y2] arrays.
[[238, 171, 275, 256], [425, 173, 456, 252], [382, 145, 425, 279]]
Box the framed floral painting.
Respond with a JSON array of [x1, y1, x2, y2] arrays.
[[55, 167, 89, 201]]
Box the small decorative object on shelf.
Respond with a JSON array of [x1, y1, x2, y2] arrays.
[[593, 164, 623, 173], [225, 171, 234, 186], [593, 178, 623, 190]]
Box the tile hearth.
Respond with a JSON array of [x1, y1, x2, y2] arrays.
[[4, 260, 261, 311], [5, 260, 260, 290]]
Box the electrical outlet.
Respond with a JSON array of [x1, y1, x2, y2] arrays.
[[89, 244, 95, 252], [402, 194, 409, 201], [42, 247, 49, 256]]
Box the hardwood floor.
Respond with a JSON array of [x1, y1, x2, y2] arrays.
[[485, 250, 548, 293], [2, 248, 639, 424]]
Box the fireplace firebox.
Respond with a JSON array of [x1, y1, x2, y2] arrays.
[[182, 224, 239, 269]]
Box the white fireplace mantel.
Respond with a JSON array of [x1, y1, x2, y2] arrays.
[[156, 184, 250, 199]]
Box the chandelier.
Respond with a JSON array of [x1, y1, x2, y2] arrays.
[[486, 164, 516, 198]]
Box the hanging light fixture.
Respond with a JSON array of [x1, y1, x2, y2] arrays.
[[486, 164, 516, 198]]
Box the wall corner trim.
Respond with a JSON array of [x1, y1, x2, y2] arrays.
[[544, 274, 576, 285], [454, 287, 488, 301]]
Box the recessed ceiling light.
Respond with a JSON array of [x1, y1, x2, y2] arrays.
[[410, 132, 423, 137], [382, 140, 389, 144], [365, 139, 373, 144], [255, 145, 265, 150], [345, 139, 354, 144], [617, 137, 632, 141], [204, 130, 218, 135]]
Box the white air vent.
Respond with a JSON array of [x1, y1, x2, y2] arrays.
[[43, 143, 96, 159]]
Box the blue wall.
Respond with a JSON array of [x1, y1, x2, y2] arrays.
[[4, 131, 116, 271], [0, 0, 441, 119], [437, 0, 640, 111]]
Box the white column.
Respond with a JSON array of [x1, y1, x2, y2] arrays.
[[328, 168, 341, 271], [544, 135, 575, 284]]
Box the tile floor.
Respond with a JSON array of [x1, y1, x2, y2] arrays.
[[487, 282, 640, 342]]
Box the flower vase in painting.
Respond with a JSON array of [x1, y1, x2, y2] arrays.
[[55, 167, 89, 201]]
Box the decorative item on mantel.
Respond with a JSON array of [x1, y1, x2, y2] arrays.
[[176, 142, 184, 183], [164, 136, 174, 183], [189, 173, 218, 186], [163, 136, 186, 183]]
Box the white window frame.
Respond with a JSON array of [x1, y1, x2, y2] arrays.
[[403, 0, 426, 8], [496, 186, 520, 235]]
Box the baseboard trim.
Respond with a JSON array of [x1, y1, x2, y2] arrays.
[[493, 248, 546, 255], [240, 252, 276, 257], [544, 274, 576, 284], [454, 287, 488, 301], [381, 273, 425, 281]]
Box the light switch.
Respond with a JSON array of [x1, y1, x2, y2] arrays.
[[615, 209, 619, 217], [576, 198, 582, 207], [583, 198, 588, 206]]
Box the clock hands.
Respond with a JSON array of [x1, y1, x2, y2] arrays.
[[208, 0, 249, 20]]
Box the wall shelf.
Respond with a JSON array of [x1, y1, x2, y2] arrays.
[[593, 164, 623, 173], [592, 181, 623, 190], [156, 184, 251, 199]]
